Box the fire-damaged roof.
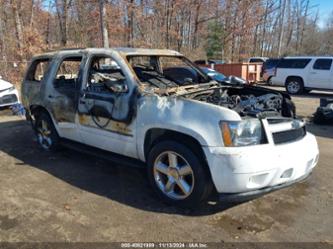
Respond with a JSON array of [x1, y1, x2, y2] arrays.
[[36, 47, 182, 58]]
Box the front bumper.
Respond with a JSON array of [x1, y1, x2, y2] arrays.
[[203, 132, 319, 196], [218, 171, 312, 202], [0, 89, 19, 107]]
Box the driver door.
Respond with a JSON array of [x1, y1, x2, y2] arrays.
[[77, 54, 138, 158]]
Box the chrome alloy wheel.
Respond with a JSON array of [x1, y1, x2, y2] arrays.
[[287, 81, 300, 94], [153, 151, 195, 200], [37, 120, 52, 150]]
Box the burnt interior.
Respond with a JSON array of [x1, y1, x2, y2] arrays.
[[188, 86, 295, 118]]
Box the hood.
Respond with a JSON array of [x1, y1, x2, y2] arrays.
[[0, 79, 13, 91]]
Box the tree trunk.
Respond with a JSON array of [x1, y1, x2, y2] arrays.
[[99, 0, 109, 48], [10, 0, 24, 52], [30, 0, 34, 28], [299, 0, 309, 53], [56, 0, 70, 47], [277, 0, 286, 57], [192, 1, 201, 49]]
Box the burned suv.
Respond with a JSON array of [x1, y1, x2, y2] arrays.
[[21, 48, 319, 206]]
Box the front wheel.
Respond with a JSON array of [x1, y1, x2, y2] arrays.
[[147, 141, 212, 207]]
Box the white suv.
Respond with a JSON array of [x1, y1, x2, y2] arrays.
[[22, 48, 319, 206], [271, 56, 333, 94]]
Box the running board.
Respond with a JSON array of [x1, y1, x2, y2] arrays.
[[60, 139, 146, 169]]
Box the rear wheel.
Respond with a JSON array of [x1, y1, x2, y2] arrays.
[[35, 112, 59, 151], [147, 141, 212, 207], [285, 78, 304, 94]]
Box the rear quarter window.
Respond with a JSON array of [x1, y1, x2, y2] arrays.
[[277, 59, 311, 69], [313, 59, 332, 70], [26, 59, 50, 82]]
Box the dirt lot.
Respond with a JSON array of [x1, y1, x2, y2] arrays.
[[0, 87, 332, 243]]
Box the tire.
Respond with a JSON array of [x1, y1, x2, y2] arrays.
[[147, 140, 212, 207], [35, 112, 60, 151], [285, 77, 304, 94]]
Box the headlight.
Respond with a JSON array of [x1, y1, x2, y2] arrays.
[[220, 119, 265, 147]]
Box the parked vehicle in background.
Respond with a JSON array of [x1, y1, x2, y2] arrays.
[[22, 48, 318, 206], [0, 76, 19, 107], [200, 67, 247, 85], [271, 56, 333, 94], [262, 58, 280, 85], [194, 59, 225, 66], [248, 57, 269, 63]]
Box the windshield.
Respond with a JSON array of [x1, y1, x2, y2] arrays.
[[127, 55, 210, 88]]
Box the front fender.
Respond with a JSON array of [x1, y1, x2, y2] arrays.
[[136, 94, 241, 161]]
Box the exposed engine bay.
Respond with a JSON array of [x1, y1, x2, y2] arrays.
[[126, 55, 295, 118], [188, 86, 295, 118]]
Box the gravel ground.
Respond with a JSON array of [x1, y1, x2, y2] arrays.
[[0, 88, 332, 243]]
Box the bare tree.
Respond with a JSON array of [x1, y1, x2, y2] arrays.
[[99, 0, 109, 48], [55, 0, 71, 46], [277, 0, 286, 56], [10, 0, 24, 51]]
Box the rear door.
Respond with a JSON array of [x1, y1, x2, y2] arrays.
[[45, 54, 85, 142], [308, 58, 332, 89]]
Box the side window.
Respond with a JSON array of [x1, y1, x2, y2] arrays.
[[26, 59, 50, 82], [278, 59, 311, 69], [313, 59, 332, 70], [54, 57, 82, 89], [87, 56, 126, 93]]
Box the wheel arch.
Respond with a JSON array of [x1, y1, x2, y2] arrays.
[[30, 105, 50, 118], [29, 105, 58, 132], [143, 128, 208, 168], [285, 75, 304, 85]]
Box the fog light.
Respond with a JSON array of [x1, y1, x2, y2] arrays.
[[249, 173, 269, 186], [281, 168, 293, 178]]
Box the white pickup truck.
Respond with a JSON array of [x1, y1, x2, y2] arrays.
[[271, 56, 333, 94], [21, 48, 319, 206]]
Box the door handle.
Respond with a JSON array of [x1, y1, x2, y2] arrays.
[[310, 72, 317, 74]]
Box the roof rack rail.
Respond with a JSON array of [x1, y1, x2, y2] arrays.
[[46, 47, 86, 53], [59, 47, 86, 51]]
